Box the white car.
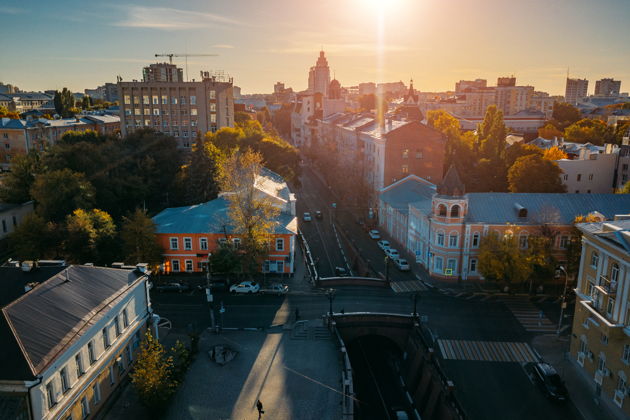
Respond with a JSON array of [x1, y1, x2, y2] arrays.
[[386, 248, 400, 260], [229, 281, 260, 294], [303, 212, 312, 222], [377, 240, 390, 251], [369, 230, 381, 239], [395, 258, 410, 271], [259, 283, 289, 295]]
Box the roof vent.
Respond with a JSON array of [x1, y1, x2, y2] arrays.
[[514, 203, 527, 218], [112, 262, 124, 269]]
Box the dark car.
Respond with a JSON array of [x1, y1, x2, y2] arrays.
[[335, 266, 349, 277], [156, 282, 190, 293], [531, 362, 568, 401], [315, 210, 323, 220]]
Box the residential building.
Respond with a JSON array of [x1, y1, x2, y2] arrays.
[[118, 63, 234, 149], [0, 201, 34, 240], [569, 218, 630, 418], [556, 146, 617, 193], [615, 139, 630, 190], [531, 91, 563, 119], [0, 83, 19, 94], [378, 166, 630, 282], [455, 79, 487, 93], [453, 110, 546, 134], [0, 92, 53, 113], [84, 83, 119, 103], [153, 168, 297, 274], [358, 82, 376, 95], [308, 51, 331, 96], [290, 92, 322, 148], [566, 78, 589, 105], [595, 78, 622, 97], [0, 265, 154, 420]]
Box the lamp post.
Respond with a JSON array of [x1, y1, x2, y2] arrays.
[[556, 266, 569, 336], [385, 255, 390, 283], [327, 288, 336, 319], [206, 254, 216, 331]]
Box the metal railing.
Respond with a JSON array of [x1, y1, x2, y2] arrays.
[[598, 275, 617, 294]]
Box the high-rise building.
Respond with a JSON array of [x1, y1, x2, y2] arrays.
[[307, 51, 331, 96], [455, 79, 487, 93], [118, 63, 234, 149], [594, 78, 622, 97], [565, 78, 589, 105], [274, 82, 285, 94], [496, 77, 516, 87]]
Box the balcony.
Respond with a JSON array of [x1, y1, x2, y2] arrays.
[[580, 300, 625, 338], [595, 275, 617, 296]]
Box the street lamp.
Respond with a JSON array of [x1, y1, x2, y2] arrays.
[[384, 255, 390, 283], [326, 288, 336, 318], [556, 266, 569, 336]]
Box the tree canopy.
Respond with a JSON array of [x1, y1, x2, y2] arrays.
[[53, 88, 76, 118], [120, 209, 164, 266], [550, 102, 581, 130], [507, 154, 567, 193]]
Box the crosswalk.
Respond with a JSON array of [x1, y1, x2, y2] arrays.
[[390, 280, 427, 293], [437, 339, 539, 363], [500, 296, 557, 333]]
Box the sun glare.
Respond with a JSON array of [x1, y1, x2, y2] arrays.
[[362, 0, 405, 14]]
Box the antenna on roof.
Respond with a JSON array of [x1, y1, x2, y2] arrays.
[[64, 269, 70, 283]]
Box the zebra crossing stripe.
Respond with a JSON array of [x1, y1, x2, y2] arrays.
[[437, 339, 538, 363]]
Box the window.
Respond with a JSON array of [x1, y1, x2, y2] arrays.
[[190, 95, 196, 105], [577, 174, 582, 182], [233, 238, 241, 248], [185, 260, 193, 272], [472, 233, 480, 248], [122, 308, 129, 329], [623, 344, 630, 364], [402, 149, 409, 159], [618, 375, 627, 397], [415, 150, 423, 159], [209, 90, 216, 99], [559, 236, 569, 249], [211, 114, 217, 123], [88, 341, 96, 364], [143, 95, 149, 105], [276, 238, 284, 251], [607, 298, 615, 318], [81, 396, 90, 419], [590, 251, 599, 268], [2, 220, 6, 233], [184, 237, 192, 250], [170, 237, 179, 250], [519, 235, 528, 249], [263, 260, 270, 272], [446, 259, 457, 274], [200, 238, 208, 250], [60, 367, 70, 393], [180, 96, 187, 105], [161, 96, 168, 105], [127, 345, 133, 363], [172, 260, 180, 272], [469, 258, 477, 272], [402, 165, 408, 174], [438, 204, 447, 217], [171, 96, 178, 104], [102, 327, 110, 348], [191, 108, 198, 116], [588, 174, 593, 181], [210, 103, 217, 112], [448, 234, 458, 248], [109, 365, 116, 385], [563, 174, 568, 181], [152, 96, 159, 104], [437, 232, 445, 246], [114, 316, 121, 337], [92, 383, 101, 405], [46, 382, 56, 408], [276, 261, 284, 273], [450, 205, 460, 218], [124, 95, 131, 105], [75, 353, 84, 378], [611, 263, 620, 283], [434, 257, 443, 272], [152, 108, 160, 115]]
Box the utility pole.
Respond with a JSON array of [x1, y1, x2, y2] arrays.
[[385, 256, 390, 283], [206, 254, 216, 331], [556, 266, 569, 336]]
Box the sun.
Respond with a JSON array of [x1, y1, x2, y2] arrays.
[[362, 0, 405, 14]]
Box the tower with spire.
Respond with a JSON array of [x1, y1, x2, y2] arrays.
[[433, 165, 467, 219], [308, 50, 331, 96]]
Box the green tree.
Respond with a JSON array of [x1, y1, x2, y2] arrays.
[[271, 103, 293, 136], [80, 95, 91, 109], [619, 181, 630, 194], [219, 149, 280, 274], [478, 230, 533, 285], [30, 169, 95, 221], [64, 208, 116, 264], [8, 213, 57, 260], [563, 118, 614, 145], [550, 102, 581, 130], [130, 331, 177, 413], [120, 208, 164, 266], [478, 105, 508, 161], [0, 151, 41, 203], [53, 88, 76, 118], [59, 129, 104, 145], [170, 340, 191, 382], [208, 243, 242, 276], [235, 111, 252, 124], [508, 154, 567, 193], [0, 105, 20, 119], [184, 136, 223, 204]]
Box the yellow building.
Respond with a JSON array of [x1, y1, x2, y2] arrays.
[[570, 217, 630, 417]]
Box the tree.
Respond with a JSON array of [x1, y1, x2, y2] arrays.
[[64, 209, 116, 264], [477, 230, 533, 285], [120, 208, 164, 266], [543, 146, 568, 161], [30, 169, 95, 222], [550, 102, 581, 130], [81, 95, 91, 110], [0, 151, 41, 203], [508, 154, 567, 193], [271, 103, 293, 137], [0, 105, 20, 119], [505, 143, 543, 168], [618, 181, 630, 194], [59, 129, 104, 145], [8, 213, 57, 260], [537, 123, 564, 140], [53, 88, 76, 118], [235, 111, 252, 124], [184, 137, 223, 204], [358, 93, 387, 112], [478, 105, 508, 161], [218, 149, 280, 274], [563, 118, 614, 145], [208, 243, 242, 276], [130, 331, 177, 413]]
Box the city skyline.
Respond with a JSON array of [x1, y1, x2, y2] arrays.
[[1, 0, 630, 95]]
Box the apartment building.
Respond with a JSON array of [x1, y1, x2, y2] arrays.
[[0, 265, 154, 420], [595, 78, 622, 97], [566, 78, 589, 105], [118, 63, 234, 149], [153, 168, 297, 274], [0, 92, 53, 113], [570, 218, 630, 418], [290, 92, 322, 148]]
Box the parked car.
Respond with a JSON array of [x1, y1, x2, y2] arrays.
[[377, 240, 391, 251], [530, 362, 568, 401], [368, 229, 381, 239], [259, 283, 289, 295], [229, 281, 260, 294], [395, 258, 410, 271], [335, 266, 349, 277], [315, 210, 323, 220], [156, 282, 189, 293], [303, 212, 312, 222], [386, 248, 400, 260]]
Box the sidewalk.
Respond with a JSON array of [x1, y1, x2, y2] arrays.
[[532, 334, 625, 420]]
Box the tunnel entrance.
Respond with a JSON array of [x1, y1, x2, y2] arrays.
[[346, 335, 413, 420]]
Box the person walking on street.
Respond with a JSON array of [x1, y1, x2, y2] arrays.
[[257, 400, 265, 419]]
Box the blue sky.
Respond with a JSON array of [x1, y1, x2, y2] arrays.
[[1, 0, 629, 95]]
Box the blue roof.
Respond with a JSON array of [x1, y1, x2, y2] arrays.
[[379, 175, 436, 215], [152, 197, 297, 235], [466, 193, 630, 225]]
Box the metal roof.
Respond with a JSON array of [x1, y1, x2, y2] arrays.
[[379, 175, 436, 215], [1, 266, 147, 378]]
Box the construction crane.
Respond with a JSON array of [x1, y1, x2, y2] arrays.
[[154, 53, 219, 81]]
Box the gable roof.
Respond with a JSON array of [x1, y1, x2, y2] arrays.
[[1, 266, 146, 379], [379, 175, 436, 215]]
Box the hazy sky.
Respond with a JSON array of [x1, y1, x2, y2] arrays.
[[2, 0, 629, 95]]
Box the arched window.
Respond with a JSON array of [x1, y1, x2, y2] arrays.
[[438, 204, 447, 217], [471, 233, 480, 248], [450, 205, 460, 218]]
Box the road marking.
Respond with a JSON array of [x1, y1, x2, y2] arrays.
[[390, 280, 427, 293], [499, 297, 557, 333], [437, 339, 538, 363]]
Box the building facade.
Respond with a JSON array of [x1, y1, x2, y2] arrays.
[[308, 51, 331, 96], [0, 93, 53, 113], [118, 63, 234, 149], [0, 265, 154, 420], [566, 78, 589, 105], [570, 218, 630, 418], [0, 201, 34, 240], [595, 78, 622, 97]]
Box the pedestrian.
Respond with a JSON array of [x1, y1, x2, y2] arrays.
[[257, 400, 265, 418], [295, 307, 300, 321]]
